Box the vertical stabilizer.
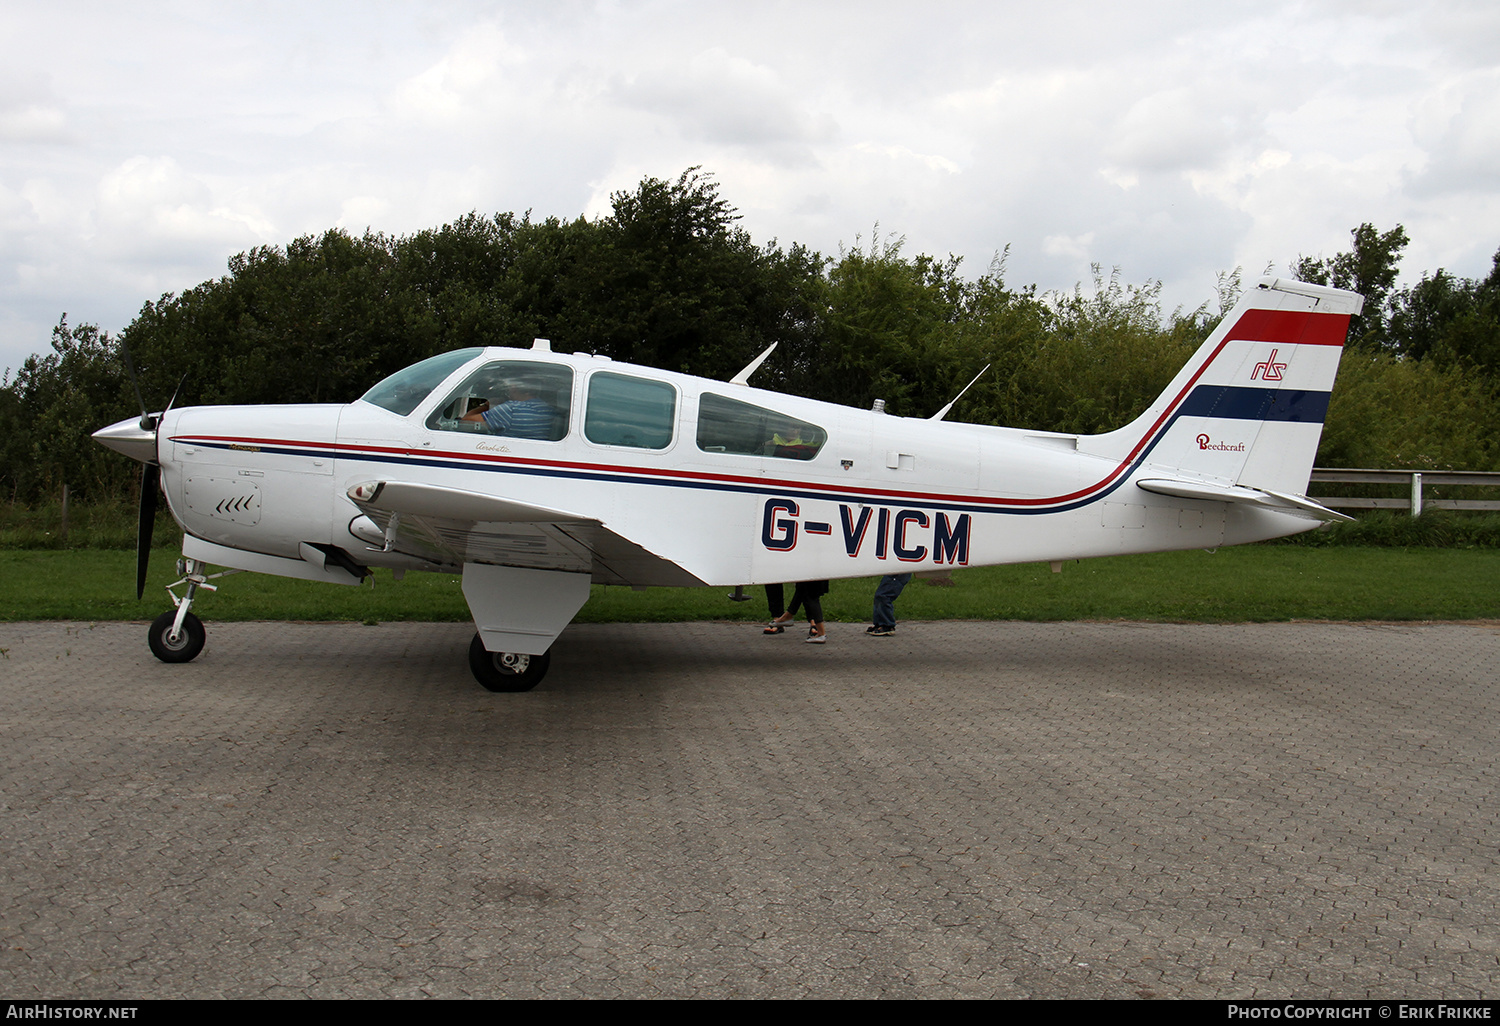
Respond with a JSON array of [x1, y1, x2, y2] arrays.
[[1083, 278, 1363, 496]]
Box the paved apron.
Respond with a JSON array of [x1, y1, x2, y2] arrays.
[[2, 620, 1496, 999]]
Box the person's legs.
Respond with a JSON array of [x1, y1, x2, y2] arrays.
[[871, 573, 911, 630], [765, 583, 793, 634], [804, 591, 825, 643], [765, 583, 785, 619]]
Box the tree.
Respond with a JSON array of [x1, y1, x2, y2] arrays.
[[1293, 223, 1409, 350], [809, 233, 968, 416], [1387, 248, 1500, 376], [0, 317, 139, 502], [573, 167, 821, 382]]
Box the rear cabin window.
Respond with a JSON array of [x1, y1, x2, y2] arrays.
[[696, 392, 827, 461], [584, 372, 676, 450], [426, 361, 573, 441]]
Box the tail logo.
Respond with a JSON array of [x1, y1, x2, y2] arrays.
[[1251, 348, 1287, 382], [1197, 433, 1246, 452]]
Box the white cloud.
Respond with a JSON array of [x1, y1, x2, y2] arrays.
[[389, 22, 530, 125], [93, 156, 275, 259], [1105, 88, 1237, 175], [1043, 232, 1096, 262], [1407, 67, 1500, 198], [0, 103, 67, 143]]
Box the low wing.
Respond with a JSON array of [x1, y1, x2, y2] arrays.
[[1135, 477, 1353, 522], [346, 480, 706, 587]]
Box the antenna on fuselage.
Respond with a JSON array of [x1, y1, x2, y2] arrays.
[[929, 364, 990, 422], [729, 341, 778, 386]]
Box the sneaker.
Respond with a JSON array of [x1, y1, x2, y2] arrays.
[[865, 625, 895, 636]]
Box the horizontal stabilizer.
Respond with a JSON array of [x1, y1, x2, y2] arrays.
[[1135, 477, 1353, 523]]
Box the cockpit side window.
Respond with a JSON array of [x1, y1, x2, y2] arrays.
[[696, 392, 827, 460], [584, 372, 676, 450], [427, 361, 573, 441], [360, 349, 483, 417]]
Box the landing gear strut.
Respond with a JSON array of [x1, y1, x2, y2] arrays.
[[468, 634, 551, 692]]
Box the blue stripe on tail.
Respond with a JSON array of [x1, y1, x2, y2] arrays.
[[1180, 386, 1331, 423]]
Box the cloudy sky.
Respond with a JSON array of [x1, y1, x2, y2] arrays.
[[3, 0, 1498, 377]]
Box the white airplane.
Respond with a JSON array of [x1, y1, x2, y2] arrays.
[[94, 277, 1362, 691]]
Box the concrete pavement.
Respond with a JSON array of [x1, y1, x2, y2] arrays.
[[1, 619, 1497, 998]]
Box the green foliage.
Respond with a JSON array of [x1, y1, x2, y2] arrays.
[[1273, 510, 1500, 549], [1294, 222, 1410, 350], [1, 318, 141, 502], [1318, 352, 1500, 470], [1387, 249, 1500, 376], [0, 498, 180, 550], [1012, 268, 1206, 433], [809, 232, 968, 415], [573, 168, 821, 381]]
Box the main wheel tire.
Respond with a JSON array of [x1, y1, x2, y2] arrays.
[[468, 634, 550, 692], [148, 611, 206, 663]]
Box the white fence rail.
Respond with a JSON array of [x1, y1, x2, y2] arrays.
[[1309, 469, 1500, 516]]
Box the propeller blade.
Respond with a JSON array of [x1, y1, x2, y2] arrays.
[[136, 465, 158, 600]]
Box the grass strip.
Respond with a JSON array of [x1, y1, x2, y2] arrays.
[[3, 546, 1497, 624]]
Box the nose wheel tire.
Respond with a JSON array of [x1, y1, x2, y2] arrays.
[[148, 611, 206, 663], [468, 634, 550, 692]]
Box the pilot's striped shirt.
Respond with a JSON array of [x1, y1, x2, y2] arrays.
[[481, 398, 555, 439]]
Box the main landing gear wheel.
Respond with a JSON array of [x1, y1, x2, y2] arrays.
[[148, 611, 206, 663], [468, 633, 550, 692]]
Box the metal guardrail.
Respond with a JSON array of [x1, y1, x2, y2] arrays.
[[1309, 469, 1500, 515]]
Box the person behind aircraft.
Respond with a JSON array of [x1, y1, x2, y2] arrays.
[[765, 580, 830, 644], [866, 573, 912, 637]]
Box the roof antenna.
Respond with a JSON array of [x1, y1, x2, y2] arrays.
[[929, 364, 991, 422], [729, 341, 778, 386]]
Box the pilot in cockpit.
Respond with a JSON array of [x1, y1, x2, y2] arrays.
[[460, 375, 556, 439]]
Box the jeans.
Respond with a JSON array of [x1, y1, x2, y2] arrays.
[[873, 573, 912, 628]]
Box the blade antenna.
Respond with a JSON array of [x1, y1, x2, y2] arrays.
[[120, 340, 151, 430], [929, 364, 990, 421], [729, 341, 778, 386], [164, 373, 186, 417]]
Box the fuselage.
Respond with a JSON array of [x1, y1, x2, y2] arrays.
[[146, 343, 1314, 589]]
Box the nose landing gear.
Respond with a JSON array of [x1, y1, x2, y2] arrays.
[[147, 557, 236, 664]]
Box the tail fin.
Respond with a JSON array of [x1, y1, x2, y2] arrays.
[[1084, 278, 1362, 503]]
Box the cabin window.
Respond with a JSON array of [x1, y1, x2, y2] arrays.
[[427, 361, 573, 440], [584, 372, 676, 450], [696, 392, 827, 461], [360, 348, 483, 417]]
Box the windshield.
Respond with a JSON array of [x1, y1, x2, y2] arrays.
[[359, 349, 483, 416]]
